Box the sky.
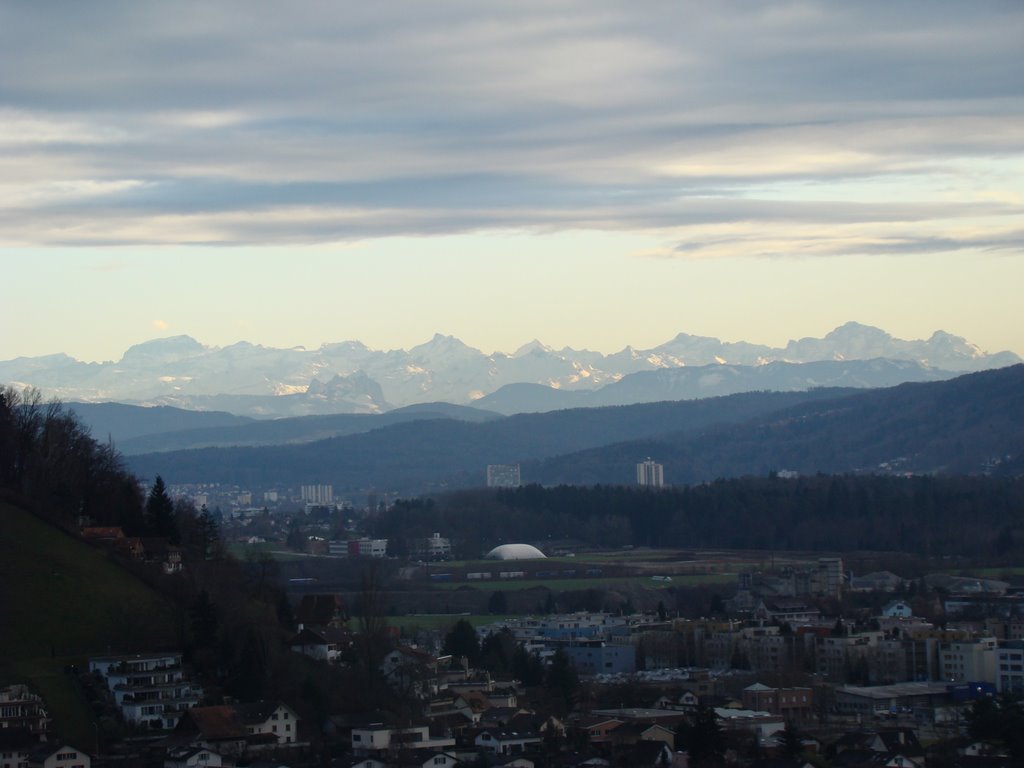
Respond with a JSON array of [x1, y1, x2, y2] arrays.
[[1, 1, 1022, 362]]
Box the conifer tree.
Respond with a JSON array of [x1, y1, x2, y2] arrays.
[[145, 475, 178, 543]]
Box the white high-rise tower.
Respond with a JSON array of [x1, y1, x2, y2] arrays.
[[636, 458, 664, 487]]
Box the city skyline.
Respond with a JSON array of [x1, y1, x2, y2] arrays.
[[1, 2, 1022, 361]]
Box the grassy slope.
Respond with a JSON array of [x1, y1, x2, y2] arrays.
[[0, 503, 179, 750]]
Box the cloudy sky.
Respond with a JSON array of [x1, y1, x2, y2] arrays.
[[1, 1, 1022, 361]]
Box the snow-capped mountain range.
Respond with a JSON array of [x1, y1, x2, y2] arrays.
[[1, 322, 1018, 416]]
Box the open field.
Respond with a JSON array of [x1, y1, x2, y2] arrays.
[[0, 504, 178, 750], [227, 542, 314, 561], [428, 573, 735, 592]]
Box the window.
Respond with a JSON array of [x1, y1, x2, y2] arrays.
[[353, 734, 362, 742]]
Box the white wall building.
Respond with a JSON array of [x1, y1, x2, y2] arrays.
[[636, 459, 664, 488], [996, 641, 1024, 694], [301, 484, 334, 505], [89, 653, 201, 730], [939, 637, 997, 683]]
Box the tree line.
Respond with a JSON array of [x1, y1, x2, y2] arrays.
[[0, 386, 148, 531], [374, 475, 1024, 559]]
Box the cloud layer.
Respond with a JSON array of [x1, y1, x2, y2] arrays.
[[1, 1, 1022, 253]]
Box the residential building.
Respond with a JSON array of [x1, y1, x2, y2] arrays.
[[574, 715, 624, 746], [881, 600, 913, 619], [300, 484, 333, 505], [816, 632, 884, 682], [237, 701, 301, 746], [412, 533, 451, 560], [635, 459, 664, 488], [138, 538, 183, 574], [868, 637, 939, 684], [89, 653, 201, 730], [741, 683, 815, 723], [26, 745, 89, 768], [607, 721, 675, 750], [350, 723, 455, 755], [474, 729, 542, 755], [996, 640, 1024, 694], [169, 701, 302, 757], [0, 728, 36, 768], [938, 637, 997, 683], [0, 685, 49, 737], [564, 640, 636, 675], [164, 747, 223, 768], [287, 625, 348, 662]]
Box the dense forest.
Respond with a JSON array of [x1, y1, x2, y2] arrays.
[[375, 476, 1024, 559]]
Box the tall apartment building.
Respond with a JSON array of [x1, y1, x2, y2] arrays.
[[486, 464, 521, 488], [939, 637, 997, 683], [301, 484, 334, 505], [636, 459, 664, 488], [997, 641, 1024, 694]]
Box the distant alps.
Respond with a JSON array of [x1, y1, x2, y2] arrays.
[[1, 322, 1018, 417]]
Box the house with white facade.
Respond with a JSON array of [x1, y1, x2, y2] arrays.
[[474, 728, 542, 755], [89, 653, 201, 730], [881, 600, 914, 619], [163, 747, 223, 768], [26, 745, 90, 768], [350, 723, 455, 756], [237, 701, 302, 746], [287, 626, 347, 662]]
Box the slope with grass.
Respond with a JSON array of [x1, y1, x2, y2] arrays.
[[0, 503, 179, 749]]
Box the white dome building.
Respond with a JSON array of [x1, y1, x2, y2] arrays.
[[484, 543, 546, 560]]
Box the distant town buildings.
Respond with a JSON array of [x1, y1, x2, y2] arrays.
[[486, 464, 521, 488], [328, 537, 388, 558], [636, 458, 664, 488], [412, 532, 452, 560]]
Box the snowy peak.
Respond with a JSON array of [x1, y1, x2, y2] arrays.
[[512, 339, 555, 358], [2, 322, 1019, 415], [119, 335, 207, 364], [409, 333, 482, 360]]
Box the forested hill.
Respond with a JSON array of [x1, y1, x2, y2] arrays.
[[529, 363, 1024, 486], [126, 365, 1024, 493], [125, 388, 856, 490]]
